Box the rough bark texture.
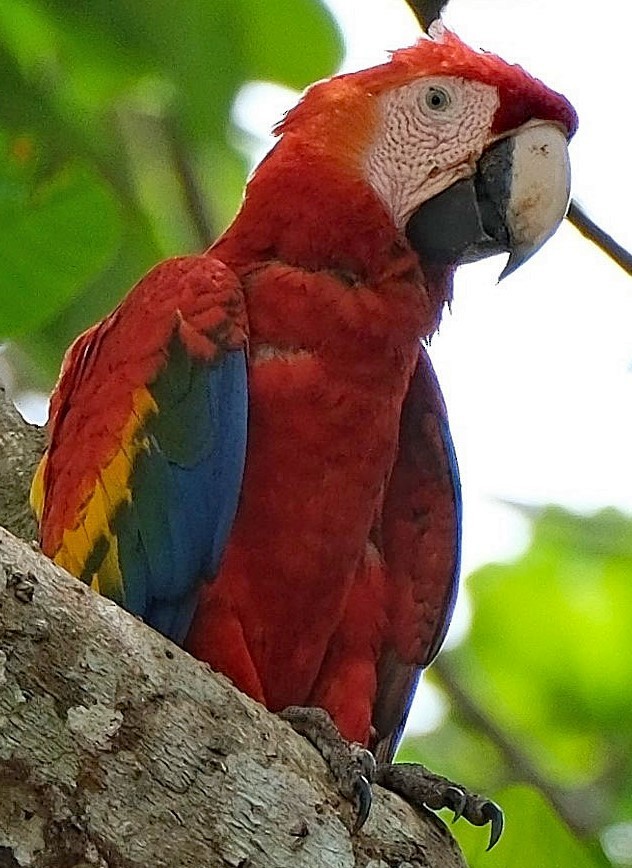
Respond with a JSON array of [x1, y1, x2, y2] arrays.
[[0, 390, 467, 867], [0, 388, 45, 542]]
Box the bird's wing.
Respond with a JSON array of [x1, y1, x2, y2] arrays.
[[372, 345, 461, 761], [31, 255, 248, 644]]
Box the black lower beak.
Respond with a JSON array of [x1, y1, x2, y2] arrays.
[[405, 121, 571, 280], [405, 137, 514, 268]]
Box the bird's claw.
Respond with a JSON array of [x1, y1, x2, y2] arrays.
[[280, 707, 503, 848], [339, 748, 376, 834], [374, 762, 504, 850], [445, 785, 467, 823], [352, 773, 373, 834], [280, 706, 376, 834], [482, 800, 504, 851], [443, 785, 501, 848]]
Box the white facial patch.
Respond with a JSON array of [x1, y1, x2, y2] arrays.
[[363, 76, 500, 228]]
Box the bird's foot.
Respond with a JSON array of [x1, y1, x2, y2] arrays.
[[280, 706, 376, 833], [280, 707, 503, 847], [375, 762, 504, 850]]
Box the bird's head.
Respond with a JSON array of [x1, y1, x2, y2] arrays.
[[276, 24, 577, 280]]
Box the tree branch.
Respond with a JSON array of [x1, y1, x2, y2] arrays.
[[165, 115, 217, 248], [404, 1, 449, 30], [0, 393, 466, 867], [567, 201, 632, 276], [0, 387, 45, 542]]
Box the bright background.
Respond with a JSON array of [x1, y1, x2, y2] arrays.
[[1, 1, 630, 865]]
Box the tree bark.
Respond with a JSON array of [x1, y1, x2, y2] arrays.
[[0, 388, 45, 543], [0, 390, 467, 868]]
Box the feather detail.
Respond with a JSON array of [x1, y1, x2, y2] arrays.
[[35, 255, 248, 644], [29, 453, 47, 524], [372, 346, 461, 760], [43, 385, 155, 600]]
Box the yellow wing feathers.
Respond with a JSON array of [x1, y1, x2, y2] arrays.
[[33, 386, 157, 598]]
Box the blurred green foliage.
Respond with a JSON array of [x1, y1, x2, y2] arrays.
[[0, 0, 342, 383], [400, 507, 632, 866], [2, 3, 630, 866]]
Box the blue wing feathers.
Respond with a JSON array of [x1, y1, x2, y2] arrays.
[[204, 350, 248, 574], [112, 342, 247, 643]]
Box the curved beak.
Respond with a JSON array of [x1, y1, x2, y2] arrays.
[[405, 121, 571, 281]]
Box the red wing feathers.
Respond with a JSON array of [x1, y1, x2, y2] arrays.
[[372, 346, 461, 761]]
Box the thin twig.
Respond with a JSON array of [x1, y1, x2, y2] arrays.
[[405, 0, 449, 30], [567, 201, 632, 275], [165, 116, 217, 248]]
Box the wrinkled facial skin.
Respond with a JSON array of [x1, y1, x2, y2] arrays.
[[363, 75, 500, 228]]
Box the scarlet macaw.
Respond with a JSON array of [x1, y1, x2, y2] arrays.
[[31, 26, 577, 846]]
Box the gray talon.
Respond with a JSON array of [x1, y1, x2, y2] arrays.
[[373, 762, 504, 848], [280, 706, 377, 834], [445, 786, 467, 823], [484, 801, 504, 850], [352, 774, 373, 834]]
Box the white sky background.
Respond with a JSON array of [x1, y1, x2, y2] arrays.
[[234, 0, 632, 732]]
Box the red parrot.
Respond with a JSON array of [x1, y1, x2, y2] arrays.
[[31, 26, 577, 845]]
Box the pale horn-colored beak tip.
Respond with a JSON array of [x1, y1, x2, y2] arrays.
[[498, 121, 571, 282]]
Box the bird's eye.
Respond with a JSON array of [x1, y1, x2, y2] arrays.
[[425, 86, 451, 111]]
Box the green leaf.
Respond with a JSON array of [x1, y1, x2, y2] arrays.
[[450, 508, 632, 785], [243, 0, 343, 88], [17, 208, 162, 383], [0, 161, 121, 337]]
